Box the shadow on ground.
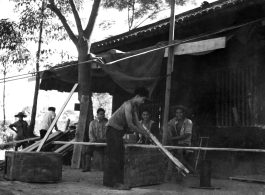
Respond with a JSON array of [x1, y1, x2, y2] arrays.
[[0, 166, 265, 195]]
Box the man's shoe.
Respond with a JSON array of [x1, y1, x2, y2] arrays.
[[113, 183, 130, 190]]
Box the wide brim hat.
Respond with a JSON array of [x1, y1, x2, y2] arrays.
[[14, 112, 27, 118], [170, 105, 191, 115]]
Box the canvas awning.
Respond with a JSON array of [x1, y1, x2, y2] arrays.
[[39, 22, 257, 95]]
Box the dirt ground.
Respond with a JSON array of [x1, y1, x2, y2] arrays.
[[0, 166, 265, 195]]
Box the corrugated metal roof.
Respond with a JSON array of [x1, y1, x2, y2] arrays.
[[91, 0, 265, 51]]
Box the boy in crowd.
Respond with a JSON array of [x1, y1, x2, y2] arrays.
[[83, 108, 108, 172]]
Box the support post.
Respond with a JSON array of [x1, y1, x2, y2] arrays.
[[162, 0, 176, 181], [36, 84, 78, 152], [71, 95, 90, 168], [162, 0, 175, 145]]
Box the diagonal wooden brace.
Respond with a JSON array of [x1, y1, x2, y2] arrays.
[[133, 112, 189, 175], [36, 84, 78, 152]]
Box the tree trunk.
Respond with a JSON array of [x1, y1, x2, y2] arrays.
[[29, 74, 40, 136], [78, 40, 93, 124], [3, 70, 6, 125], [71, 37, 94, 168], [28, 1, 45, 137]]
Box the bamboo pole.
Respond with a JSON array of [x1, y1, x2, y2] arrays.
[[225, 70, 228, 126], [54, 138, 75, 153], [216, 72, 219, 126], [54, 141, 106, 146], [52, 141, 265, 153], [133, 112, 188, 174], [221, 71, 224, 126], [229, 70, 232, 126], [0, 137, 40, 147], [36, 84, 78, 152]]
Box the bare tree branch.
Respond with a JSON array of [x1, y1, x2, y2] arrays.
[[69, 0, 83, 35], [130, 0, 135, 31], [84, 0, 102, 40], [127, 4, 130, 31], [47, 0, 78, 45], [132, 7, 169, 30]]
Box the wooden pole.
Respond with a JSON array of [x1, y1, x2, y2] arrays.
[[23, 131, 62, 152], [0, 137, 40, 147], [36, 84, 78, 152], [162, 0, 175, 145], [52, 141, 265, 153]]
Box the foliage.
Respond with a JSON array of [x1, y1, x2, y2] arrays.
[[92, 93, 112, 119], [11, 0, 74, 69], [0, 123, 15, 149], [98, 19, 116, 31], [102, 0, 195, 31], [0, 18, 28, 69], [0, 19, 22, 50], [62, 109, 79, 121], [22, 105, 32, 117], [0, 18, 29, 125]]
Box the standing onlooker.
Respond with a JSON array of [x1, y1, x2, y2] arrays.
[[39, 107, 59, 138], [9, 112, 29, 151]]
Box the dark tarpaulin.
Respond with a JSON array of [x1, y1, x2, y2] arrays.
[[96, 42, 166, 94], [40, 42, 166, 96]]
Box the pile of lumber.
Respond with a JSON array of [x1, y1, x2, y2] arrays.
[[22, 130, 70, 152]]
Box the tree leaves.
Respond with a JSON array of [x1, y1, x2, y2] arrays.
[[98, 20, 115, 31], [0, 19, 22, 51], [102, 0, 169, 31], [102, 0, 193, 31]]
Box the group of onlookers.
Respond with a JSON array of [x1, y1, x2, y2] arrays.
[[9, 107, 59, 151], [9, 87, 193, 190]]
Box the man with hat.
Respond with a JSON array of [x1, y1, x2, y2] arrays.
[[9, 112, 29, 151], [167, 105, 193, 163], [39, 107, 59, 138]]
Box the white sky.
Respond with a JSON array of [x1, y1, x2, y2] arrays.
[[0, 0, 216, 123]]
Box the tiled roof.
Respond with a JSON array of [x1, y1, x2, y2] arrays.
[[91, 0, 265, 52]]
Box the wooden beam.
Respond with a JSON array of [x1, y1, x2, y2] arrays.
[[164, 37, 226, 57], [36, 84, 78, 152], [23, 131, 61, 152], [71, 95, 90, 169], [0, 137, 40, 147]]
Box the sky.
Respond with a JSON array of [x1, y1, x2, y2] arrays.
[[0, 0, 217, 124]]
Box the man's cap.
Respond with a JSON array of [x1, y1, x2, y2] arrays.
[[171, 105, 190, 114], [14, 112, 27, 118]]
